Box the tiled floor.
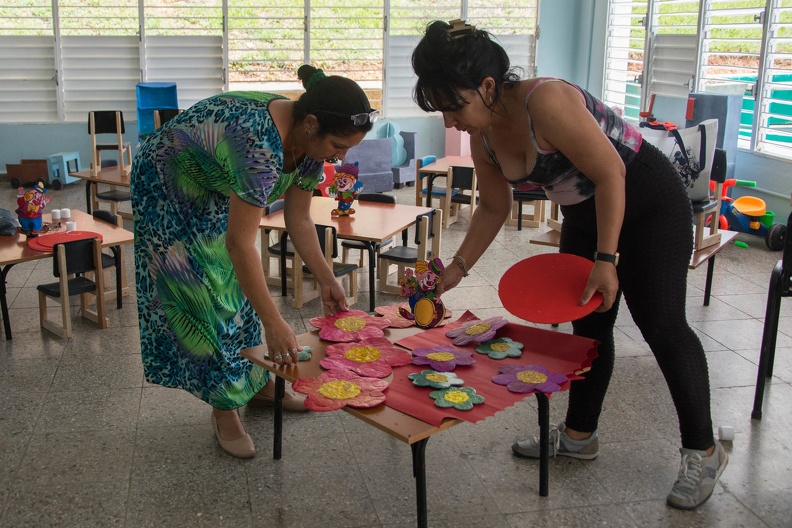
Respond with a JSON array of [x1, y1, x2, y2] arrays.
[[1, 180, 791, 528]]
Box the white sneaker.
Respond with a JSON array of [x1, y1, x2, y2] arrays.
[[667, 441, 728, 510]]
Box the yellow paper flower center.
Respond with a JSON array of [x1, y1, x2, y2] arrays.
[[318, 380, 362, 399], [465, 322, 491, 336], [517, 370, 548, 384], [344, 346, 381, 363], [426, 352, 455, 362], [426, 373, 448, 383], [334, 317, 366, 332], [490, 342, 511, 352], [444, 390, 469, 403]]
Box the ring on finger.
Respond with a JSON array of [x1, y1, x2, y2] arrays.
[[274, 354, 282, 360]]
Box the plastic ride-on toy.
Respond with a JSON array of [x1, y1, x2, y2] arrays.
[[712, 179, 786, 251]]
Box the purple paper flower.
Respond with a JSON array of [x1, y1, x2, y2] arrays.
[[445, 316, 508, 346], [411, 345, 475, 372], [491, 365, 568, 394]]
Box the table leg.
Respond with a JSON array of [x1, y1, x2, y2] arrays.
[[535, 392, 550, 496], [411, 438, 429, 528], [704, 256, 716, 306], [85, 181, 93, 214], [273, 375, 285, 460], [280, 232, 288, 298], [366, 241, 376, 312], [1, 264, 15, 340]]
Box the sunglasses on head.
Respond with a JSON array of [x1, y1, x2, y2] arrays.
[[317, 110, 379, 126]]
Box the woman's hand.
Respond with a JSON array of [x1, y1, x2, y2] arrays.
[[263, 317, 300, 366], [579, 261, 619, 312], [436, 263, 465, 297], [320, 278, 349, 315]]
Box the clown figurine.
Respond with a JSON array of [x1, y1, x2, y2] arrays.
[[328, 162, 363, 216], [16, 180, 52, 237], [398, 258, 447, 328]]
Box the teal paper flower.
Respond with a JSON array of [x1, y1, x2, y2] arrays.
[[429, 386, 485, 410], [408, 370, 465, 389], [298, 346, 313, 361], [476, 337, 524, 360]]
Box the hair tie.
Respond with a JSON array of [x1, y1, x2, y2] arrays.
[[447, 19, 476, 40], [306, 69, 327, 91]]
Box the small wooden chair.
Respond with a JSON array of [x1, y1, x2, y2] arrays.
[[442, 166, 478, 228], [414, 155, 438, 206], [291, 225, 358, 308], [37, 238, 108, 339], [691, 148, 727, 250], [88, 111, 132, 176], [153, 108, 182, 129], [377, 209, 442, 295]]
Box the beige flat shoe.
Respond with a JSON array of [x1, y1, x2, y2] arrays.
[[211, 410, 256, 459], [248, 388, 308, 412]]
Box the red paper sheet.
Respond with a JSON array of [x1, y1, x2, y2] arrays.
[[387, 311, 599, 426]]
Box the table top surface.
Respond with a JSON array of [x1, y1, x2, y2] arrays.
[[260, 197, 433, 243], [0, 210, 134, 266], [419, 156, 475, 174], [71, 166, 131, 187], [241, 325, 463, 444]]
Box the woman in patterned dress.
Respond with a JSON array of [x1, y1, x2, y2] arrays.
[[131, 65, 376, 458], [411, 21, 727, 510]]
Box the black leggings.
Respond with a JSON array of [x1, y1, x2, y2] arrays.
[[559, 141, 714, 451]]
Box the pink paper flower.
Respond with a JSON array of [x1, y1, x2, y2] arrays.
[[309, 309, 390, 342], [445, 316, 508, 346], [374, 303, 451, 328], [411, 345, 475, 372], [321, 337, 413, 378], [292, 369, 389, 412], [491, 365, 568, 394]]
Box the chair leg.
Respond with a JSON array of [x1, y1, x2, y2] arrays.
[[752, 264, 784, 420]]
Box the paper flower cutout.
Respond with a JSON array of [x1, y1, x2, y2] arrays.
[[309, 309, 390, 342], [292, 369, 389, 412], [411, 345, 475, 372], [476, 337, 524, 360], [445, 316, 508, 346], [321, 337, 412, 378], [491, 365, 568, 394], [298, 346, 313, 361], [429, 387, 485, 410], [408, 370, 465, 389], [374, 303, 451, 328]]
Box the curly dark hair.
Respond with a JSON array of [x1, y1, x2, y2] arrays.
[[412, 20, 521, 113], [293, 64, 375, 137]]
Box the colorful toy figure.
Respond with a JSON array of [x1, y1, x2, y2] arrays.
[[399, 258, 447, 328], [16, 181, 52, 237], [328, 162, 363, 216]]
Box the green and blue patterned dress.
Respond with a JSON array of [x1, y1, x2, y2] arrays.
[[131, 92, 323, 410]]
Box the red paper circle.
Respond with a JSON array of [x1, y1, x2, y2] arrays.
[[27, 231, 104, 253], [498, 253, 603, 324]]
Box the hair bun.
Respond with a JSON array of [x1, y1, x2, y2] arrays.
[[297, 64, 327, 91]]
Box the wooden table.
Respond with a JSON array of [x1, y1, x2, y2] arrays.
[[242, 325, 557, 528], [260, 197, 433, 312], [0, 210, 134, 340], [416, 156, 474, 207], [530, 228, 739, 305], [70, 166, 130, 216]]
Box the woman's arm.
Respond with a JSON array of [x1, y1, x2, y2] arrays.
[[437, 138, 513, 295], [529, 81, 625, 311], [283, 186, 350, 313], [227, 191, 300, 363]]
